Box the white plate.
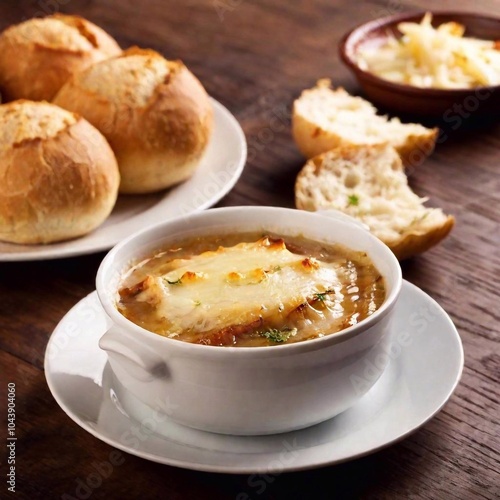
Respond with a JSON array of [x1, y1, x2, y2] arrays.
[[45, 281, 463, 474], [0, 99, 246, 261]]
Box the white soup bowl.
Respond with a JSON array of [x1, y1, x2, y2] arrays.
[[97, 206, 402, 435]]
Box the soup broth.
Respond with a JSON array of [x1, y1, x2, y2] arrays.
[[117, 232, 386, 347]]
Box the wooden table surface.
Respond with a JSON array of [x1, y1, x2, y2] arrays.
[[1, 0, 499, 498]]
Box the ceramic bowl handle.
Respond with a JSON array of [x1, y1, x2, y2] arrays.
[[316, 209, 370, 231], [99, 326, 168, 382]]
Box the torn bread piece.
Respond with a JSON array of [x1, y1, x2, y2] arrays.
[[295, 144, 454, 260], [292, 79, 438, 166]]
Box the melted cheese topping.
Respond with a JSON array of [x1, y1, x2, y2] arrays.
[[129, 237, 344, 338]]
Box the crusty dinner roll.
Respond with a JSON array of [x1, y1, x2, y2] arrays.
[[0, 100, 120, 244], [53, 47, 213, 194], [295, 144, 454, 260], [0, 14, 121, 101], [293, 79, 438, 167]]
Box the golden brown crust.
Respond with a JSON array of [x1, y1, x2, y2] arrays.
[[0, 101, 120, 244], [293, 107, 438, 167], [292, 107, 343, 159], [292, 84, 438, 168], [396, 128, 439, 167], [0, 15, 121, 102], [51, 14, 120, 55], [53, 48, 213, 194], [0, 99, 77, 145], [390, 216, 455, 260]]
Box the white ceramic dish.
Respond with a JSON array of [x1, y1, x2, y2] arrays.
[[96, 207, 402, 435], [44, 281, 463, 473], [0, 99, 246, 262]]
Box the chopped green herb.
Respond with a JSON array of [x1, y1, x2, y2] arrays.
[[314, 289, 334, 302], [347, 194, 359, 206], [273, 265, 282, 272], [194, 300, 202, 306], [260, 327, 295, 343], [165, 278, 182, 285]]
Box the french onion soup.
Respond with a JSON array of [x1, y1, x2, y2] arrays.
[[117, 233, 386, 346]]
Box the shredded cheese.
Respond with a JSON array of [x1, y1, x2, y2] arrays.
[[356, 13, 500, 89]]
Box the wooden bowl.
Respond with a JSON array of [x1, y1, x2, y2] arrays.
[[339, 11, 500, 118]]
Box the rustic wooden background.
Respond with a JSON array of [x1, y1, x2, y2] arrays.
[[0, 0, 499, 498]]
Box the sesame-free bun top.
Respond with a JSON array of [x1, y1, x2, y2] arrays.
[[0, 100, 120, 244], [53, 47, 213, 194], [0, 14, 121, 101]]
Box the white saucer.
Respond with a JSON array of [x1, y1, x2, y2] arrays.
[[45, 281, 463, 474], [0, 98, 246, 261]]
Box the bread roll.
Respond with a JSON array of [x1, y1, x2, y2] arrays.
[[295, 144, 454, 260], [53, 47, 213, 194], [293, 79, 438, 166], [0, 100, 120, 244], [0, 14, 121, 102]]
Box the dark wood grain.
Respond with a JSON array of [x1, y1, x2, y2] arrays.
[[1, 0, 499, 498]]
